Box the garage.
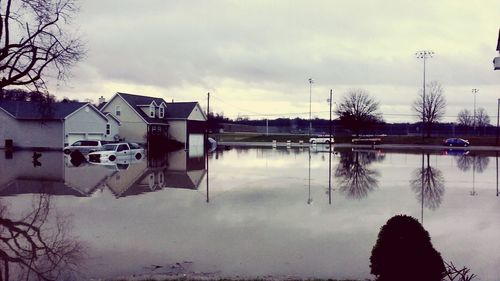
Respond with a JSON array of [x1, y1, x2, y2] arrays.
[[67, 133, 85, 146], [188, 134, 204, 157]]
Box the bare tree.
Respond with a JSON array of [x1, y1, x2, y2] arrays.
[[457, 109, 474, 127], [412, 81, 446, 137], [475, 107, 490, 128], [0, 0, 84, 92], [335, 89, 383, 137]]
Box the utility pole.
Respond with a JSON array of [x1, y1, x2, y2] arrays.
[[472, 88, 479, 134], [206, 92, 210, 203], [416, 50, 434, 141], [308, 78, 314, 137], [328, 89, 333, 205], [496, 98, 499, 145]]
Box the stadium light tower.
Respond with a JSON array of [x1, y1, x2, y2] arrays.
[[416, 50, 434, 140]]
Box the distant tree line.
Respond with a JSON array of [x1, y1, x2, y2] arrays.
[[0, 88, 79, 103]]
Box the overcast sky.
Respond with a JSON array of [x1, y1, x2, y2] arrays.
[[50, 0, 500, 123]]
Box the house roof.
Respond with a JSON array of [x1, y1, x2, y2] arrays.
[[117, 92, 169, 124], [0, 100, 87, 120], [165, 102, 200, 119]]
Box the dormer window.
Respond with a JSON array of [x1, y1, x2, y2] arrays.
[[159, 105, 165, 118], [149, 104, 155, 118]]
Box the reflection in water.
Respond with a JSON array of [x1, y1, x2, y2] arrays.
[[0, 195, 84, 280], [456, 153, 489, 197], [370, 215, 445, 281], [410, 153, 445, 213], [456, 154, 490, 173], [335, 150, 381, 199], [0, 149, 207, 199]]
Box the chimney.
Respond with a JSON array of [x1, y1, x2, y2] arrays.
[[98, 96, 105, 105]]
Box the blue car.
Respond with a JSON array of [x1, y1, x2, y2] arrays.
[[443, 138, 470, 147]]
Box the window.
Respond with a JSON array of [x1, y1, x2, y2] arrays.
[[117, 144, 128, 152], [106, 124, 110, 135], [149, 104, 155, 118], [71, 141, 82, 146], [82, 141, 99, 146], [115, 105, 121, 116], [159, 105, 165, 118]]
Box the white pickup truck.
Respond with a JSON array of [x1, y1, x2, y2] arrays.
[[88, 142, 145, 163], [309, 136, 335, 144]]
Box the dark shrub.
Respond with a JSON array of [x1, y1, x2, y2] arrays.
[[370, 215, 445, 281]]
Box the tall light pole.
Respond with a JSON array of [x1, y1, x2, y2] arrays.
[[472, 88, 479, 134], [416, 50, 434, 141], [308, 78, 314, 136]]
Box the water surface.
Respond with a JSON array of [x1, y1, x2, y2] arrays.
[[0, 147, 498, 280]]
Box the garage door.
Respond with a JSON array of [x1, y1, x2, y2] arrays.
[[188, 134, 204, 157], [67, 133, 85, 146]]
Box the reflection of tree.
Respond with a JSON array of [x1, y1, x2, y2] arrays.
[[410, 154, 445, 210], [0, 194, 84, 281], [335, 151, 380, 199], [456, 154, 489, 173]]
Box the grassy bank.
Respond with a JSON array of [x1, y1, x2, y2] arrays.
[[211, 133, 499, 146]]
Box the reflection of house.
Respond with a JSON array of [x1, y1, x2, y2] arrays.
[[99, 92, 170, 144], [0, 100, 117, 148], [106, 149, 206, 198], [0, 151, 113, 197]]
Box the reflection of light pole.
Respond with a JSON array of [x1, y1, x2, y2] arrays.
[[472, 88, 479, 134], [496, 152, 498, 196], [308, 78, 314, 136], [471, 155, 478, 196], [307, 148, 313, 204], [416, 51, 434, 141], [420, 153, 425, 224]]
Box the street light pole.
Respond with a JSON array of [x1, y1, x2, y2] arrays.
[[308, 78, 314, 137], [416, 50, 434, 141], [472, 88, 479, 134]]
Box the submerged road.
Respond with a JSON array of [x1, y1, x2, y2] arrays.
[[218, 141, 500, 151]]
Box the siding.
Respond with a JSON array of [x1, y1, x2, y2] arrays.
[[106, 116, 120, 141], [168, 120, 187, 144], [101, 95, 148, 143], [64, 105, 108, 144], [0, 110, 63, 149], [188, 105, 206, 121]]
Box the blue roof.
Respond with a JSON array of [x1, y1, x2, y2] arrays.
[[0, 100, 87, 120], [117, 92, 169, 124], [165, 102, 200, 119]]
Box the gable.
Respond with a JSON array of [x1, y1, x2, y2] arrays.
[[187, 104, 207, 121]]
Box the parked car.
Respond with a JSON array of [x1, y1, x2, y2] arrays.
[[309, 136, 335, 144], [63, 140, 110, 155], [88, 142, 145, 163], [443, 138, 470, 147]]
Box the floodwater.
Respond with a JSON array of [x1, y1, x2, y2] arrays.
[[0, 146, 499, 280]]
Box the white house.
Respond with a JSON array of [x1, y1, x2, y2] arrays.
[[0, 100, 118, 149], [99, 92, 170, 144], [99, 92, 207, 148]]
